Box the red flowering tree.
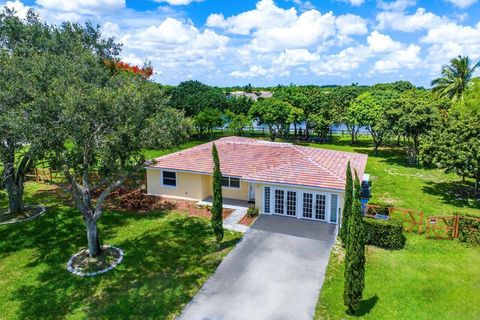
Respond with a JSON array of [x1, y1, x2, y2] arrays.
[[105, 60, 154, 78]]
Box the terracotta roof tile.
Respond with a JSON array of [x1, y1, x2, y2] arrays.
[[148, 136, 368, 191]]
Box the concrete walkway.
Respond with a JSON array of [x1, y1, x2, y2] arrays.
[[178, 215, 336, 320], [198, 197, 250, 233]]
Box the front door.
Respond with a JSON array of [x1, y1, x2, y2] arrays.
[[249, 183, 255, 202]]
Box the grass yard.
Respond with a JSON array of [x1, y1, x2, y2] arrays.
[[0, 183, 242, 319], [315, 235, 480, 320]]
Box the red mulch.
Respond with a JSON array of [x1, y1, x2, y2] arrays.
[[238, 214, 257, 226], [104, 188, 233, 218], [167, 199, 234, 219]]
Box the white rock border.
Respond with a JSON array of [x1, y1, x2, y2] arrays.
[[0, 205, 46, 226], [67, 245, 124, 277]]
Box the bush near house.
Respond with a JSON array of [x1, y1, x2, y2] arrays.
[[364, 218, 406, 249], [247, 206, 259, 218]]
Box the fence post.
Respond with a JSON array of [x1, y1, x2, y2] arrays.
[[418, 211, 424, 234], [35, 168, 39, 183], [453, 215, 460, 239]]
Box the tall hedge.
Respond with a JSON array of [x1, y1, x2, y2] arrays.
[[343, 171, 366, 314], [364, 218, 406, 249], [458, 215, 480, 245], [340, 161, 353, 244], [211, 143, 224, 243]]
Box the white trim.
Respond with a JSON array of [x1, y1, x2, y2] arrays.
[[160, 170, 177, 189]]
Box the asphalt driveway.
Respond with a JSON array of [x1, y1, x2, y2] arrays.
[[178, 215, 336, 320]]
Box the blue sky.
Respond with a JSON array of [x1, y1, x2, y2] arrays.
[[2, 0, 480, 87]]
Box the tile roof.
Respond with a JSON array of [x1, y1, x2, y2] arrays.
[[148, 136, 368, 191]]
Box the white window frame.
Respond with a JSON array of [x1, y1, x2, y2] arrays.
[[221, 176, 241, 190], [161, 170, 177, 188]]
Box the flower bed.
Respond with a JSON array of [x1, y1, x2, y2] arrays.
[[67, 245, 124, 277]]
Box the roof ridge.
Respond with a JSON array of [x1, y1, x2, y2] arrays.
[[292, 145, 345, 183]]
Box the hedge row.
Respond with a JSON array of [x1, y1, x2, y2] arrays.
[[458, 215, 480, 245], [364, 218, 406, 250]]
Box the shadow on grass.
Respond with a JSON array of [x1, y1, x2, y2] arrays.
[[0, 185, 240, 319], [422, 180, 480, 211], [354, 295, 379, 317]]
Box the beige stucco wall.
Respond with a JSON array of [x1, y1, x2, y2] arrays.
[[147, 169, 250, 201], [146, 169, 204, 200], [195, 175, 250, 201]]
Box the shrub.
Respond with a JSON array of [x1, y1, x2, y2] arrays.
[[247, 206, 259, 218], [364, 218, 406, 249], [367, 202, 394, 216], [458, 215, 480, 245]]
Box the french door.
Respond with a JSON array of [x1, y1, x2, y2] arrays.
[[274, 189, 297, 217], [302, 192, 327, 221]]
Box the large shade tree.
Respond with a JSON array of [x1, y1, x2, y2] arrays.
[[37, 22, 188, 258], [348, 89, 399, 155], [421, 81, 480, 194], [248, 98, 293, 141], [0, 9, 121, 214], [431, 56, 480, 101], [392, 90, 443, 165], [330, 86, 367, 144], [169, 80, 227, 117]]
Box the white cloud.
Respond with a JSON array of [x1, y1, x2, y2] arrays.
[[272, 49, 319, 66], [343, 0, 365, 6], [377, 7, 446, 32], [291, 0, 315, 10], [230, 65, 269, 78], [373, 44, 422, 73], [367, 31, 402, 53], [250, 10, 336, 51], [336, 14, 368, 35], [446, 0, 478, 8], [421, 22, 480, 70], [310, 45, 372, 75], [421, 22, 480, 45], [154, 0, 203, 5], [36, 0, 125, 14], [378, 0, 417, 11], [206, 0, 298, 35]]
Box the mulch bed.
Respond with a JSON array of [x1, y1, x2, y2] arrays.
[[67, 245, 123, 277], [99, 187, 233, 218], [238, 213, 258, 226], [0, 205, 46, 225]]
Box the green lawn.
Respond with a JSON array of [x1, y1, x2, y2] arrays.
[[315, 235, 480, 320], [0, 183, 242, 319]]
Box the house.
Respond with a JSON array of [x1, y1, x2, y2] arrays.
[[146, 137, 368, 225], [228, 91, 273, 101]]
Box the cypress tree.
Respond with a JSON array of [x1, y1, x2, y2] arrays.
[[211, 143, 224, 244], [339, 161, 353, 244], [343, 171, 366, 314]]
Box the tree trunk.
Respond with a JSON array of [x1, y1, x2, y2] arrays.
[[294, 123, 297, 137], [85, 216, 101, 258], [2, 151, 25, 214]]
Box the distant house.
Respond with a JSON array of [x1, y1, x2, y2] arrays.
[[228, 91, 273, 101], [146, 136, 368, 225]]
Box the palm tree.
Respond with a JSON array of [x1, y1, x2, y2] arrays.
[[431, 56, 480, 101]]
